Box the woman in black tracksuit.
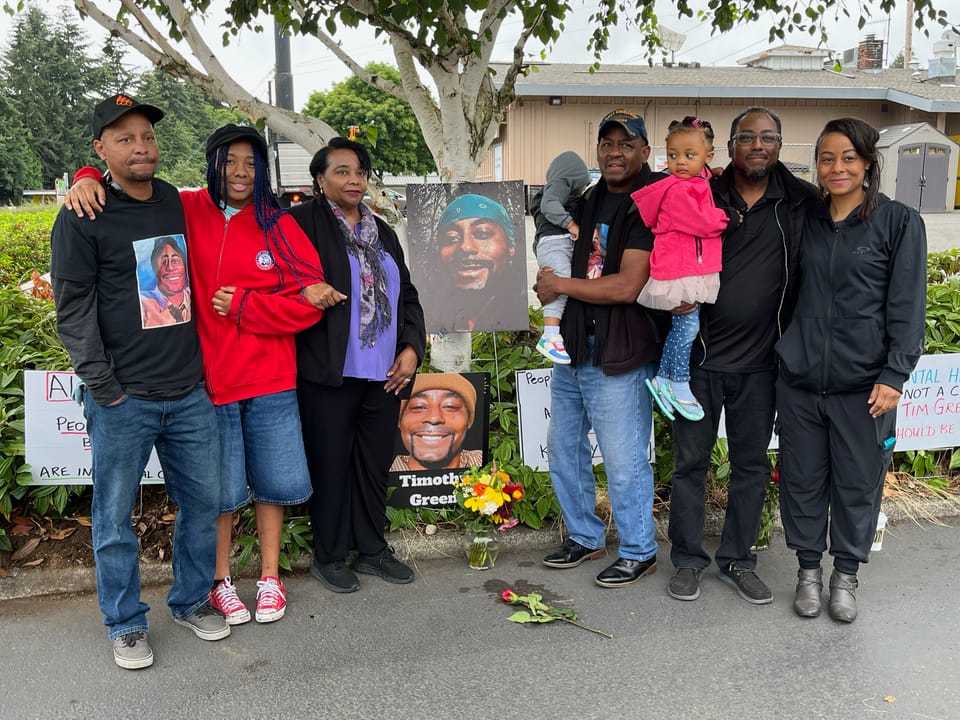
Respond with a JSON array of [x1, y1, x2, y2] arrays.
[[775, 118, 926, 623]]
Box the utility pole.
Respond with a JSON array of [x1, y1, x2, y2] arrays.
[[904, 0, 914, 66]]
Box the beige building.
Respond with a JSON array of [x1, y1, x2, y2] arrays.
[[478, 44, 960, 210]]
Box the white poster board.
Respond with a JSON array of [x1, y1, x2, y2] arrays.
[[893, 353, 960, 450], [24, 370, 163, 484], [516, 354, 960, 470], [23, 355, 960, 485], [515, 368, 654, 470]]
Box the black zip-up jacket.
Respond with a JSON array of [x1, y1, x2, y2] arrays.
[[289, 198, 426, 395], [695, 161, 818, 371], [775, 194, 927, 394]]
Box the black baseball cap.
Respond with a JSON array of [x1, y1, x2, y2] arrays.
[[92, 93, 164, 139], [205, 124, 269, 161]]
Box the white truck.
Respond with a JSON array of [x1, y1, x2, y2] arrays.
[[268, 138, 314, 207]]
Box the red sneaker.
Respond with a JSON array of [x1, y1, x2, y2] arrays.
[[209, 576, 250, 625], [255, 576, 286, 623]]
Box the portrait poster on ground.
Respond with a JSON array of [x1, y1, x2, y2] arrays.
[[406, 181, 528, 333], [387, 371, 490, 509], [23, 370, 163, 484]]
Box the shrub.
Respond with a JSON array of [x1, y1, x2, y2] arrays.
[[0, 288, 76, 552], [0, 207, 57, 288]]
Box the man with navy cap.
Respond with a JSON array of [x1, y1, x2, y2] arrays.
[[536, 108, 667, 589], [51, 93, 227, 670]]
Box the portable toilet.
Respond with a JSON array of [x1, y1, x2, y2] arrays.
[[877, 123, 959, 213]]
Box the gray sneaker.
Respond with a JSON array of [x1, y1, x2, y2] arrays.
[[174, 600, 231, 641], [112, 631, 154, 670]]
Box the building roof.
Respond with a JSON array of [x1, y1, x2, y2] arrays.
[[737, 44, 832, 65], [493, 62, 960, 112], [875, 122, 960, 147]]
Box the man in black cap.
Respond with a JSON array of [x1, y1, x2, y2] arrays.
[[51, 93, 228, 670], [536, 109, 667, 589]]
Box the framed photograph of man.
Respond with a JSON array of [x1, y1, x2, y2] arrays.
[[406, 181, 528, 333], [388, 371, 490, 509]]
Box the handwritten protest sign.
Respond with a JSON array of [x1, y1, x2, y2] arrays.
[[24, 370, 162, 485], [23, 356, 960, 485], [516, 368, 654, 471], [516, 354, 960, 469]]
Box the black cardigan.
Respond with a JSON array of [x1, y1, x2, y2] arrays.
[[289, 198, 426, 395]]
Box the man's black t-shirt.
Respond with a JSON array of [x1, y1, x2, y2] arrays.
[[696, 173, 785, 373], [51, 180, 202, 400]]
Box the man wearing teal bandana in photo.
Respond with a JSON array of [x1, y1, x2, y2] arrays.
[[432, 192, 528, 332]]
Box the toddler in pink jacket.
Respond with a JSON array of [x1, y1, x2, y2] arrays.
[[631, 117, 739, 421]]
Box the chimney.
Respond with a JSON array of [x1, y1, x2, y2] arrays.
[[858, 34, 883, 70]]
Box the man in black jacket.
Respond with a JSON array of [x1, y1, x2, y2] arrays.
[[536, 109, 666, 588], [667, 107, 819, 604]]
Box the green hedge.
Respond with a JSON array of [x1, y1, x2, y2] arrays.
[[0, 237, 958, 559], [0, 287, 72, 551], [0, 207, 58, 288]]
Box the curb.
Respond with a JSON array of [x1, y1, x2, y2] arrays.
[[1, 499, 957, 602]]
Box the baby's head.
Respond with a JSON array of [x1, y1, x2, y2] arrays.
[[665, 116, 715, 179]]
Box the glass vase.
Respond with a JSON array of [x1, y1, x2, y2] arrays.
[[464, 526, 500, 570]]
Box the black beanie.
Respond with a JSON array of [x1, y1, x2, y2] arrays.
[[205, 124, 268, 161]]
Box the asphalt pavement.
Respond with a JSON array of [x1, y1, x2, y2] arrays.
[[2, 518, 958, 720]]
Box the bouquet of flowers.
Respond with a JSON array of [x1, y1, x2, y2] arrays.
[[452, 464, 524, 569]]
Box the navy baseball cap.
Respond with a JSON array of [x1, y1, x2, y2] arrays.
[[598, 109, 648, 144]]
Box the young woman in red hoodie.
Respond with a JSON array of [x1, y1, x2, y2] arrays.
[[631, 117, 739, 422], [68, 125, 337, 625]]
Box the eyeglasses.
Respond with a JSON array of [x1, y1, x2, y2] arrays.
[[732, 132, 782, 146]]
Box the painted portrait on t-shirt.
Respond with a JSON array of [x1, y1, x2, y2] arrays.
[[133, 235, 192, 329], [585, 222, 610, 280]]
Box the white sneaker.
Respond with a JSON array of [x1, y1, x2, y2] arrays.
[[536, 334, 571, 364]]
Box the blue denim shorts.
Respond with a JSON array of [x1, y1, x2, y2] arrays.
[[215, 390, 313, 512]]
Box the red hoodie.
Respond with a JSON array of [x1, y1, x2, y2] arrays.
[[72, 167, 325, 405], [631, 174, 729, 281], [179, 190, 324, 405]]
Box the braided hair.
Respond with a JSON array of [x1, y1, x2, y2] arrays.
[[666, 116, 715, 148], [205, 142, 323, 292]]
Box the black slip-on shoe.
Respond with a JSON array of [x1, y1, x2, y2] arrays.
[[542, 538, 606, 569], [595, 556, 657, 588]]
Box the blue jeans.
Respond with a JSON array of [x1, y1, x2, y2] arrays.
[[216, 390, 313, 512], [658, 305, 700, 382], [547, 352, 658, 560], [82, 385, 220, 639]]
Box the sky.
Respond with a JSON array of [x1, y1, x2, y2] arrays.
[[0, 0, 954, 109]]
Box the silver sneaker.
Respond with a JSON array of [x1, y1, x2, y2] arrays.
[[113, 631, 153, 670], [173, 600, 231, 641]]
